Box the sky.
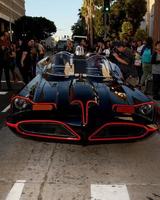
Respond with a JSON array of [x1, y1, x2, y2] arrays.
[[25, 0, 83, 37]]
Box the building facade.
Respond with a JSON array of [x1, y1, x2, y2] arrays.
[[143, 0, 160, 43], [0, 0, 25, 32], [153, 0, 160, 43], [146, 0, 155, 36]]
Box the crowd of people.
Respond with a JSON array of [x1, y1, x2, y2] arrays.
[[64, 37, 160, 100], [0, 31, 45, 90], [0, 31, 160, 100]]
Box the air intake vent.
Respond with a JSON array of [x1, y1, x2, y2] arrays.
[[89, 122, 156, 141], [17, 120, 80, 140]]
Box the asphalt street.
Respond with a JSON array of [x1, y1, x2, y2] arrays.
[[1, 79, 160, 200]]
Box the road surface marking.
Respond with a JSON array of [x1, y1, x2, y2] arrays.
[[91, 184, 130, 200], [1, 81, 23, 83], [6, 180, 26, 200], [0, 92, 8, 95], [1, 105, 10, 113]]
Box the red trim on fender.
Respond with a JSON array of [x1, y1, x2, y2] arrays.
[[88, 122, 157, 141], [112, 101, 155, 114], [71, 99, 98, 125], [86, 100, 98, 125], [71, 100, 85, 125], [6, 120, 81, 141], [134, 101, 155, 107]]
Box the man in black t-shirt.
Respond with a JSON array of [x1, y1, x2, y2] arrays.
[[110, 41, 136, 80], [21, 40, 33, 84]]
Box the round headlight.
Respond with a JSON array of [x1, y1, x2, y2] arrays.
[[14, 98, 28, 110], [139, 104, 152, 115]]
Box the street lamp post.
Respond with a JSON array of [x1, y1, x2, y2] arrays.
[[104, 0, 110, 40], [89, 0, 94, 48]]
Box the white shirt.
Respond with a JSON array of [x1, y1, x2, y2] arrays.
[[75, 45, 85, 56], [137, 44, 144, 54]]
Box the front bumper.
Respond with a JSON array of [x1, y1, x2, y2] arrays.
[[6, 116, 157, 143], [6, 98, 159, 143]]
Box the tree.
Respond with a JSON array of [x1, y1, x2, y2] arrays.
[[119, 21, 133, 40], [71, 18, 87, 36], [72, 0, 147, 41], [125, 0, 147, 32], [14, 16, 57, 40], [71, 9, 87, 36], [134, 29, 147, 41], [81, 0, 104, 41], [109, 0, 147, 36], [109, 0, 126, 35], [93, 8, 104, 38]]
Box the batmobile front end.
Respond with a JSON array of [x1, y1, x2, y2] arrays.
[[6, 52, 160, 144]]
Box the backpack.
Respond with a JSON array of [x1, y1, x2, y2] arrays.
[[141, 48, 152, 64]]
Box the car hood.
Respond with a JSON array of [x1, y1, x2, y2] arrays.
[[33, 77, 151, 110]]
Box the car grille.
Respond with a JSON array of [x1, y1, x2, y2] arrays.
[[89, 122, 156, 141], [95, 126, 144, 138], [18, 121, 80, 140]]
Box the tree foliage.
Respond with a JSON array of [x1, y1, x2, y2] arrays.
[[110, 0, 147, 35], [71, 9, 87, 36], [71, 18, 87, 36], [125, 0, 147, 32], [93, 8, 104, 38], [14, 16, 57, 40], [81, 0, 104, 39], [134, 29, 147, 41], [72, 0, 147, 40], [119, 21, 133, 40], [121, 21, 133, 34], [110, 0, 126, 35]]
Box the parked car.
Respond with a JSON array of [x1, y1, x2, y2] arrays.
[[6, 51, 160, 144]]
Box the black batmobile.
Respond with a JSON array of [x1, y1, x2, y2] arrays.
[[6, 51, 160, 143]]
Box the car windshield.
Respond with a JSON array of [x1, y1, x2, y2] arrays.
[[43, 51, 118, 79]]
